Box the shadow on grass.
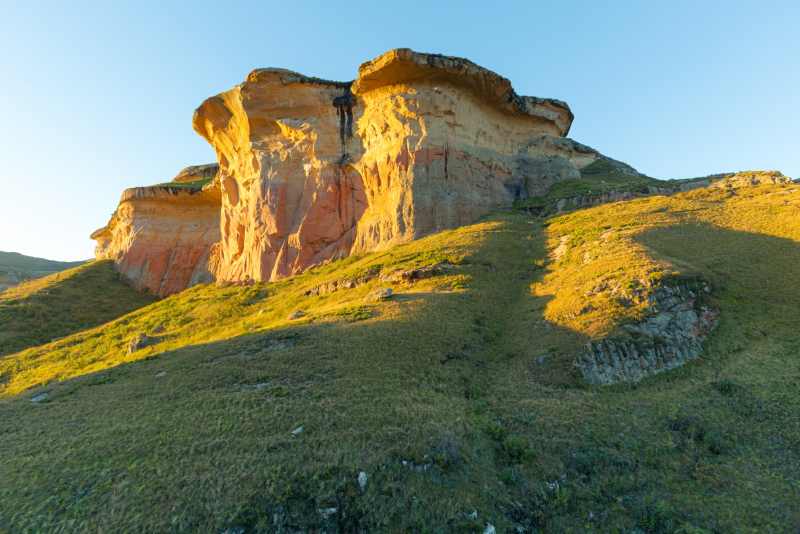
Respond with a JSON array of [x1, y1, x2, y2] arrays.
[[0, 260, 156, 357], [636, 221, 800, 344], [3, 217, 800, 531], [0, 215, 590, 531]]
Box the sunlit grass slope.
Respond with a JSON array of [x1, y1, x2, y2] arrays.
[[1, 184, 799, 532], [0, 260, 155, 356]]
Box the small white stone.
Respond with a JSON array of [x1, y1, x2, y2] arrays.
[[155, 371, 167, 378], [318, 507, 337, 519], [30, 392, 49, 403], [357, 471, 368, 491], [366, 287, 393, 302], [291, 426, 304, 436]]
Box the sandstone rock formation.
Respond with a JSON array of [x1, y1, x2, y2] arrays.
[[191, 48, 600, 283], [93, 50, 796, 298], [92, 181, 220, 296]]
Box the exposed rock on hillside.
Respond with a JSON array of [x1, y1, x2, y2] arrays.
[[191, 48, 598, 283], [576, 279, 719, 384], [92, 182, 221, 296], [524, 165, 794, 216], [711, 170, 791, 189]]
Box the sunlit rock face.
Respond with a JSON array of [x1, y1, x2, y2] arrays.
[[192, 48, 596, 283], [94, 49, 609, 293], [91, 184, 220, 296]]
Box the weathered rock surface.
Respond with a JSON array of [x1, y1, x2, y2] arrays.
[[576, 279, 718, 385], [92, 182, 221, 296], [96, 51, 790, 297], [127, 333, 162, 354], [711, 170, 792, 189], [191, 48, 597, 284]]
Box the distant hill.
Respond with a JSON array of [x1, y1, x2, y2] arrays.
[[0, 251, 86, 292]]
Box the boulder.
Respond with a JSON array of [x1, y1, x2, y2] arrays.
[[127, 333, 161, 354]]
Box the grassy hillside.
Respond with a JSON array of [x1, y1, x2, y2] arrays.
[[0, 251, 85, 291], [1, 184, 799, 532], [513, 158, 715, 214], [0, 261, 156, 356]]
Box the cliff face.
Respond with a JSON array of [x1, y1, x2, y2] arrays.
[[93, 49, 624, 293], [191, 48, 595, 283], [92, 183, 220, 296]]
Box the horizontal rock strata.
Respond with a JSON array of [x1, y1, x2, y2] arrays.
[[92, 183, 221, 296]]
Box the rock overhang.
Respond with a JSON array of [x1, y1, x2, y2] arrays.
[[193, 48, 573, 139], [353, 48, 573, 136]]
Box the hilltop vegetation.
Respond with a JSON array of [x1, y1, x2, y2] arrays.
[[1, 183, 799, 532]]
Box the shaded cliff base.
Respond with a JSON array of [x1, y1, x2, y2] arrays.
[[3, 182, 800, 531]]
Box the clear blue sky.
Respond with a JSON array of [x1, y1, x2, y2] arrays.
[[1, 1, 797, 261]]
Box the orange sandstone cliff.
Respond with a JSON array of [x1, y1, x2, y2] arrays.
[[191, 48, 603, 284], [91, 165, 220, 296], [95, 49, 612, 294]]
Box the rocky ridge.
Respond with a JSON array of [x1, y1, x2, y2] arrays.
[[90, 50, 794, 385]]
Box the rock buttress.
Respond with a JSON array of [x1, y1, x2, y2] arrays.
[[92, 182, 221, 296]]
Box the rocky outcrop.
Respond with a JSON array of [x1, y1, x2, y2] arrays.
[[711, 170, 792, 189], [107, 49, 784, 295], [92, 182, 221, 296], [191, 48, 596, 284], [576, 279, 719, 385]]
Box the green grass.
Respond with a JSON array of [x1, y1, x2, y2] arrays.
[[513, 158, 712, 212], [1, 184, 799, 531], [0, 251, 85, 291], [0, 250, 84, 275], [0, 261, 155, 356], [513, 159, 662, 210], [152, 177, 213, 190]]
